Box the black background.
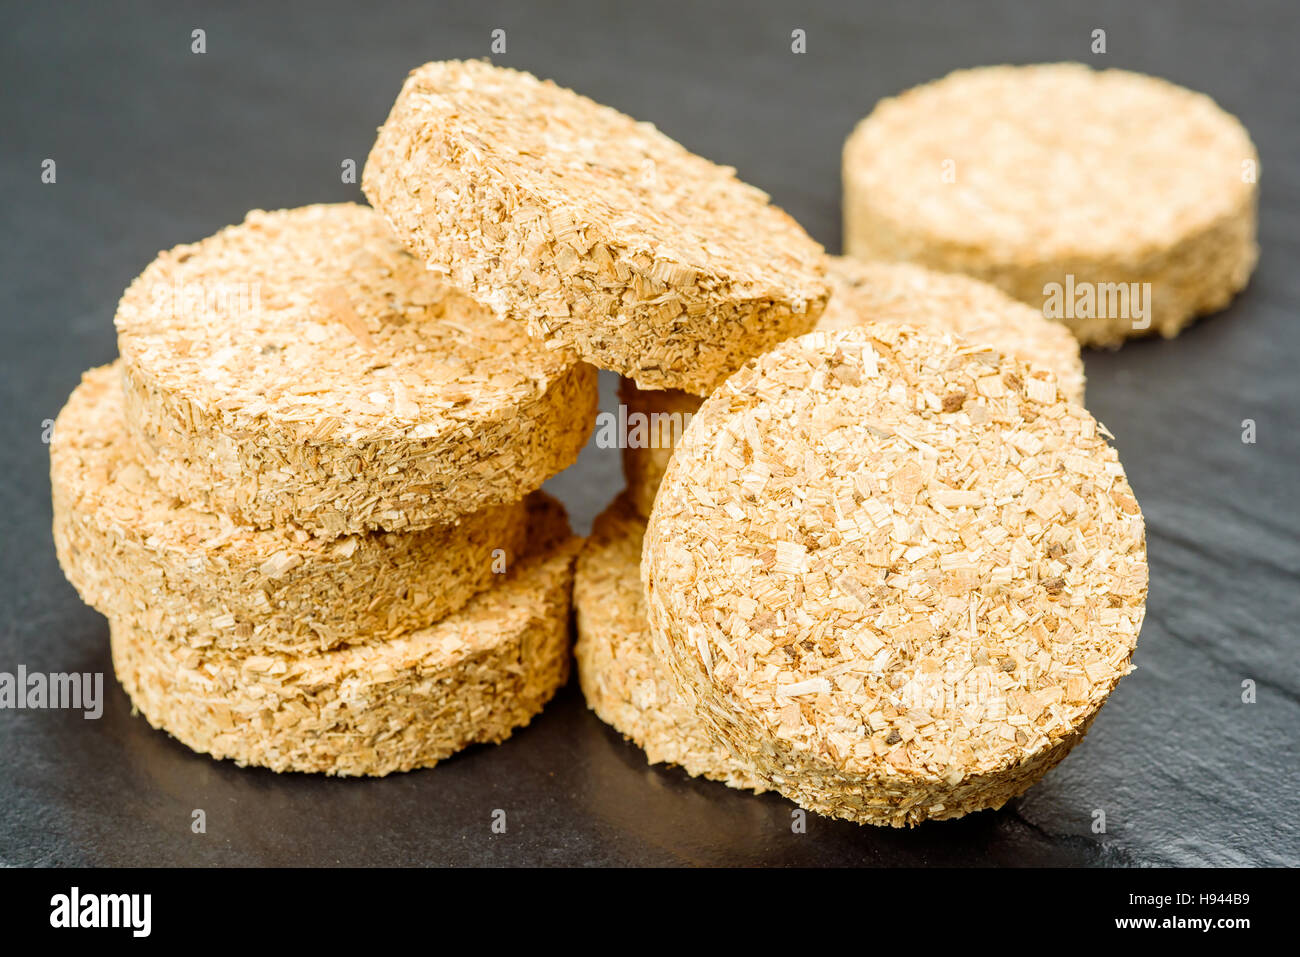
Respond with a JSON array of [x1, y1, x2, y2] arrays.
[[1, 0, 1296, 866]]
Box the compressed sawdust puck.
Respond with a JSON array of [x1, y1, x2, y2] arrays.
[[844, 63, 1259, 345], [574, 493, 765, 792], [620, 256, 1086, 519], [363, 60, 829, 394], [115, 202, 597, 537], [111, 494, 579, 776], [644, 324, 1148, 825], [52, 363, 528, 656]]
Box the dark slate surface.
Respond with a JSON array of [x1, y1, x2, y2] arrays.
[[1, 0, 1296, 867]]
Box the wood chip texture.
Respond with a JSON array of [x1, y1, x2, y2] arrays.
[[575, 493, 765, 792], [110, 494, 579, 776], [363, 60, 830, 394], [622, 256, 1086, 519], [844, 63, 1259, 345], [51, 364, 531, 655], [643, 325, 1148, 825], [115, 203, 597, 537]]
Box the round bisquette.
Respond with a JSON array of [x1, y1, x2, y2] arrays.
[[52, 363, 527, 656], [843, 63, 1259, 345], [643, 325, 1148, 826], [111, 494, 579, 776], [363, 60, 829, 394], [620, 256, 1086, 519], [115, 202, 597, 537], [574, 493, 765, 792]]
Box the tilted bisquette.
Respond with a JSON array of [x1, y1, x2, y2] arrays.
[[575, 493, 766, 793], [51, 364, 527, 656], [621, 256, 1086, 519], [363, 60, 830, 394], [112, 494, 579, 776], [844, 63, 1259, 344], [115, 202, 597, 537], [643, 325, 1148, 825]]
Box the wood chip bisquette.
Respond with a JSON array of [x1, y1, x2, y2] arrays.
[[620, 256, 1087, 519], [844, 63, 1259, 345], [362, 60, 830, 394], [114, 203, 598, 537], [109, 494, 580, 776], [51, 364, 529, 655], [642, 325, 1148, 826], [575, 493, 765, 792]]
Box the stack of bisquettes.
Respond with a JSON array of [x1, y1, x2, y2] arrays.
[[53, 61, 1256, 823]]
